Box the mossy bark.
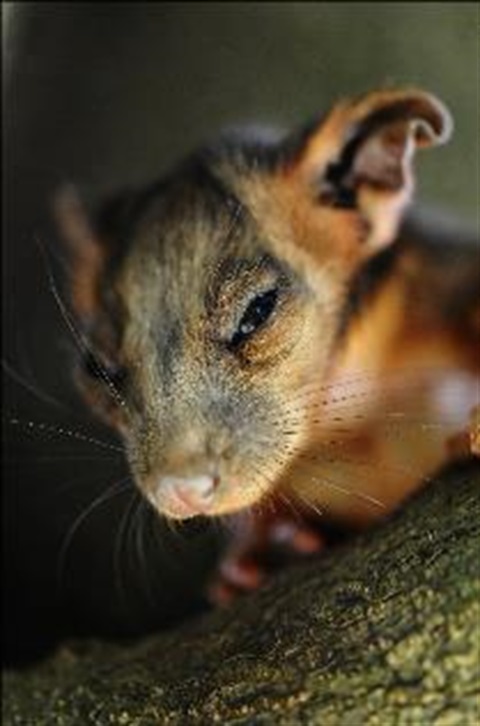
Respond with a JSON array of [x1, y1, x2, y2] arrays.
[[3, 462, 480, 725]]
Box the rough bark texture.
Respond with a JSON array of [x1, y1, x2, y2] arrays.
[[3, 462, 480, 725]]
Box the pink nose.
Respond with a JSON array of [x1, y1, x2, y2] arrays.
[[156, 474, 219, 518]]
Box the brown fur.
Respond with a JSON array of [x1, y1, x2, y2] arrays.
[[57, 88, 479, 531]]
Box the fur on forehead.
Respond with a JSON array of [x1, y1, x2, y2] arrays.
[[213, 88, 452, 291], [55, 87, 452, 320]]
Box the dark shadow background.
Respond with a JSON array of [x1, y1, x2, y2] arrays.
[[3, 2, 478, 667]]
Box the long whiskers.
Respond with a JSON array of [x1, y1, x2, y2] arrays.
[[34, 235, 128, 412], [113, 489, 141, 616], [131, 498, 157, 610], [2, 358, 71, 413], [306, 471, 386, 510], [287, 363, 477, 414], [56, 475, 133, 596], [5, 415, 125, 455]]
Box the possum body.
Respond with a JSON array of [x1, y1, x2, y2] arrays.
[[56, 89, 479, 561]]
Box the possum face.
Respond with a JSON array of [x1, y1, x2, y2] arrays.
[[56, 88, 451, 519], [70, 166, 329, 519]]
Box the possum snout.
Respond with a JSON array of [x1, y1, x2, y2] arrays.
[[139, 415, 248, 519], [135, 390, 288, 520], [148, 473, 220, 519]]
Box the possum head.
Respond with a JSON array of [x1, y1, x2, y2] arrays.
[[56, 88, 451, 519]]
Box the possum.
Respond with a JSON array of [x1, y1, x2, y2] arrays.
[[54, 88, 480, 602]]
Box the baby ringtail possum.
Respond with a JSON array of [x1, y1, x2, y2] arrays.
[[55, 88, 479, 601]]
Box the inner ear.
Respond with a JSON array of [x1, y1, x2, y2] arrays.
[[291, 89, 453, 251], [319, 118, 420, 209], [319, 102, 449, 207]]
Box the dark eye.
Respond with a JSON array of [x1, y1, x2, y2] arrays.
[[230, 288, 279, 349], [81, 352, 127, 389]]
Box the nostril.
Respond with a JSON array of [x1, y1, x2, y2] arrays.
[[152, 474, 221, 517], [171, 475, 219, 507]]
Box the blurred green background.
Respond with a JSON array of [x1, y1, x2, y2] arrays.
[[3, 2, 478, 667]]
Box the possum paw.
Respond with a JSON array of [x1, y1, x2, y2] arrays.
[[469, 404, 480, 456], [446, 404, 480, 459], [207, 511, 324, 607]]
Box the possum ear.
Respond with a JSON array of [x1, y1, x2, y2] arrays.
[[54, 185, 134, 323], [53, 185, 107, 323], [292, 89, 453, 251]]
